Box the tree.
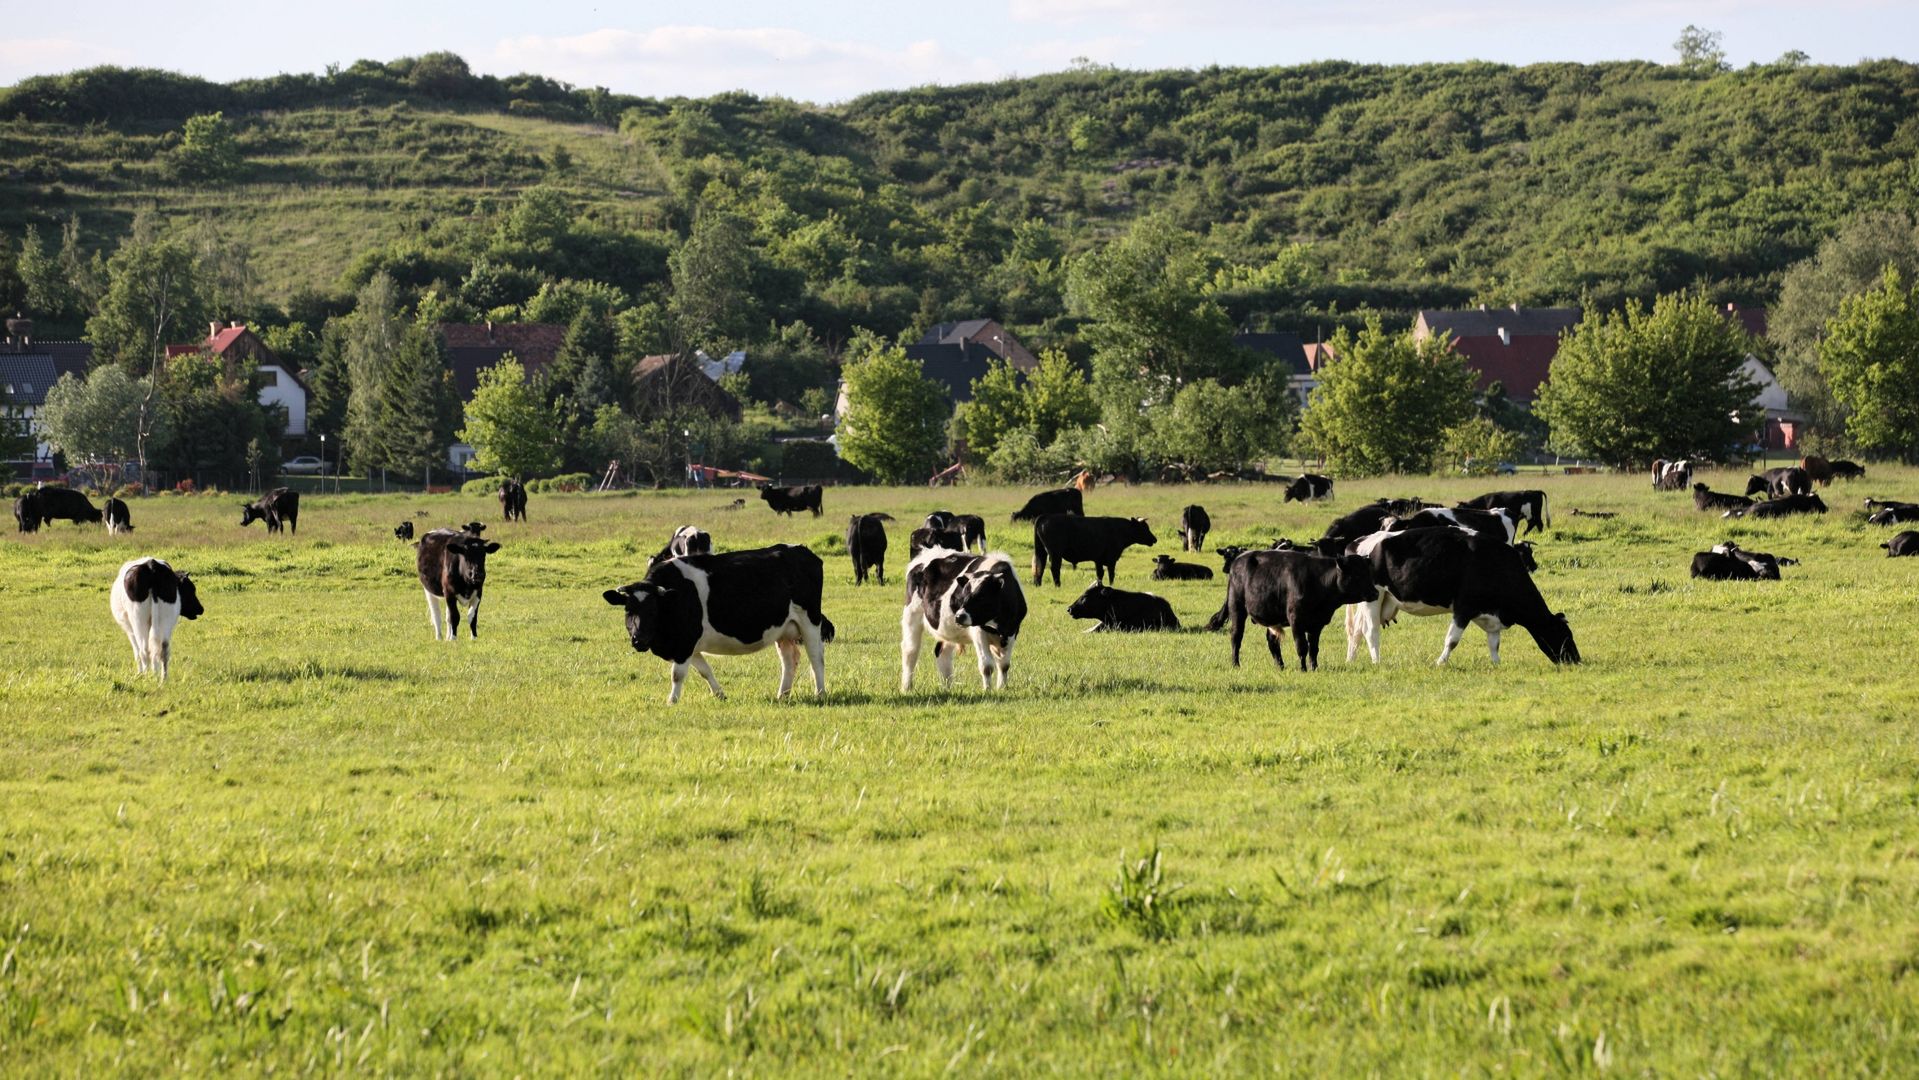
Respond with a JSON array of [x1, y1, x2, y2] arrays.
[[17, 225, 77, 321], [171, 112, 242, 181], [1437, 416, 1526, 475], [150, 353, 280, 487], [36, 367, 153, 463], [1149, 379, 1276, 474], [1025, 347, 1098, 444], [957, 358, 1026, 460], [1534, 290, 1758, 466], [459, 356, 561, 478], [836, 340, 949, 484], [1771, 212, 1919, 440], [84, 220, 208, 469], [669, 213, 760, 355], [1066, 217, 1242, 397], [1297, 317, 1476, 476], [1818, 266, 1919, 461], [1674, 25, 1728, 75], [379, 318, 454, 482], [342, 273, 404, 473]]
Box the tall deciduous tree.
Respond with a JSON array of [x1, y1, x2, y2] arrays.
[[1149, 379, 1275, 474], [85, 218, 208, 469], [1535, 290, 1758, 466], [669, 213, 759, 356], [1298, 316, 1476, 476], [1025, 347, 1099, 444], [836, 340, 948, 484], [1066, 217, 1242, 397], [957, 358, 1026, 460], [1818, 266, 1919, 461], [36, 367, 153, 463], [1771, 211, 1919, 440], [459, 356, 560, 479]]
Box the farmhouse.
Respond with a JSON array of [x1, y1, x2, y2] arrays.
[[1722, 303, 1805, 450], [166, 321, 310, 439], [634, 353, 744, 421], [442, 321, 566, 473], [1413, 304, 1582, 404], [834, 318, 1042, 420], [1233, 331, 1316, 404]]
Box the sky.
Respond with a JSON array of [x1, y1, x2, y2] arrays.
[[2, 1, 1911, 103]]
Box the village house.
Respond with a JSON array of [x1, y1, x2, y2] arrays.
[[441, 321, 566, 472], [1413, 304, 1582, 405], [166, 321, 310, 440], [834, 318, 1040, 421], [2, 316, 96, 472], [633, 353, 744, 422], [1232, 331, 1317, 405]]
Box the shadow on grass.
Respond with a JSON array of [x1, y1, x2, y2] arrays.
[[222, 662, 410, 683]]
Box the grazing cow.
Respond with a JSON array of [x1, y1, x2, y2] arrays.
[[1346, 528, 1580, 666], [1692, 483, 1753, 513], [1799, 455, 1834, 487], [1882, 531, 1919, 557], [900, 549, 1027, 690], [1458, 490, 1549, 535], [414, 527, 500, 640], [1226, 548, 1376, 670], [1323, 503, 1398, 543], [1384, 506, 1520, 544], [1066, 583, 1179, 632], [1743, 493, 1827, 518], [13, 491, 43, 532], [34, 486, 102, 525], [1284, 474, 1335, 503], [498, 479, 528, 522], [1652, 459, 1693, 491], [109, 557, 204, 682], [924, 511, 987, 552], [1747, 467, 1812, 499], [1829, 460, 1866, 481], [1031, 514, 1156, 586], [1151, 554, 1214, 581], [1178, 505, 1212, 551], [846, 513, 889, 585], [103, 497, 133, 535], [759, 484, 823, 517], [394, 521, 414, 541], [1710, 541, 1794, 579], [1868, 503, 1919, 526], [647, 524, 713, 571], [1010, 487, 1083, 522], [240, 488, 300, 534], [601, 544, 834, 703], [909, 525, 968, 558]]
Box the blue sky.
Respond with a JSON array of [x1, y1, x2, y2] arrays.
[[2, 1, 1909, 102]]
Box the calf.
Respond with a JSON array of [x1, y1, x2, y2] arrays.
[[1031, 514, 1156, 586], [1346, 528, 1579, 666], [1457, 490, 1548, 535], [1226, 548, 1375, 671], [33, 486, 102, 525], [1283, 474, 1335, 503], [900, 549, 1027, 690], [759, 483, 823, 517], [1010, 487, 1083, 522], [1746, 467, 1811, 499], [1652, 459, 1693, 491], [109, 557, 205, 682], [846, 513, 889, 585], [1692, 483, 1753, 513], [924, 510, 987, 552], [1711, 541, 1794, 579], [1882, 531, 1919, 557], [498, 479, 528, 522], [909, 525, 968, 558], [13, 491, 42, 533], [415, 527, 500, 639], [1799, 455, 1833, 487], [1066, 583, 1179, 632], [394, 521, 415, 541], [1742, 493, 1827, 519], [101, 497, 132, 535], [1151, 554, 1214, 581], [240, 488, 300, 534], [1177, 504, 1211, 551], [1830, 460, 1866, 481], [601, 544, 834, 703]]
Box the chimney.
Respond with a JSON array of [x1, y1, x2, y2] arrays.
[[210, 321, 222, 339], [229, 321, 242, 329], [1498, 327, 1511, 346], [1478, 303, 1488, 311], [1509, 302, 1521, 313], [485, 319, 494, 339]]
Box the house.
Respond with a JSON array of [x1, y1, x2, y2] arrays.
[[1233, 331, 1316, 404], [166, 321, 310, 438], [441, 322, 567, 472], [1302, 342, 1337, 373], [2, 316, 92, 470], [634, 353, 744, 422], [919, 319, 1039, 373], [1723, 304, 1804, 450], [1413, 305, 1582, 404]]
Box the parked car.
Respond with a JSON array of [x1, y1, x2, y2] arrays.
[[283, 455, 327, 475]]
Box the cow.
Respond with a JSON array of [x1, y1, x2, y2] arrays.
[[900, 549, 1027, 690], [1692, 483, 1753, 513], [240, 488, 300, 534], [1742, 493, 1827, 519], [1690, 551, 1763, 581], [414, 527, 500, 640], [1800, 455, 1834, 487], [1652, 459, 1693, 491], [1284, 474, 1335, 503], [1151, 554, 1214, 581], [1457, 490, 1549, 535], [1868, 503, 1919, 526], [498, 479, 528, 522], [1177, 505, 1211, 551], [1864, 498, 1917, 513], [1830, 460, 1867, 482], [1031, 514, 1156, 586], [1710, 541, 1795, 579], [910, 525, 969, 558], [1375, 497, 1430, 516], [1746, 467, 1811, 499], [759, 484, 823, 517], [34, 486, 102, 525], [1010, 487, 1083, 522], [924, 511, 987, 552], [1323, 504, 1397, 543], [103, 497, 133, 535], [394, 521, 415, 541], [601, 544, 834, 703], [1226, 548, 1376, 670], [13, 491, 43, 533], [648, 525, 713, 571], [1345, 528, 1580, 666], [846, 513, 889, 585], [1065, 583, 1179, 632], [1383, 506, 1520, 544], [109, 557, 204, 682], [1882, 531, 1919, 557]]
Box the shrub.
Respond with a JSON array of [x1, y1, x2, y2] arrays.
[[461, 476, 507, 496], [526, 472, 592, 493]]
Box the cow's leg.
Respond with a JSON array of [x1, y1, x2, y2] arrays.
[[935, 637, 957, 688], [1265, 626, 1287, 669], [466, 594, 481, 638], [801, 621, 826, 697], [689, 654, 726, 699], [775, 638, 800, 698], [425, 589, 445, 640], [1436, 618, 1469, 666], [444, 597, 461, 642], [993, 636, 1013, 689], [1297, 626, 1318, 671], [124, 625, 146, 674], [900, 610, 925, 692], [876, 559, 885, 587], [1229, 608, 1246, 667], [970, 628, 995, 689], [668, 661, 690, 704], [1486, 628, 1502, 664], [152, 634, 169, 683], [1344, 603, 1363, 663], [1049, 557, 1061, 588]]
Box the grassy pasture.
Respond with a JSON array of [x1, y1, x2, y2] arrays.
[[1, 472, 1917, 1075]]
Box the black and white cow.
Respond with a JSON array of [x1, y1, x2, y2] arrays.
[[924, 510, 987, 552], [1829, 460, 1867, 481], [1457, 490, 1549, 535], [103, 497, 133, 535], [1010, 487, 1083, 522], [1283, 473, 1335, 503], [1065, 583, 1179, 632], [1882, 531, 1919, 557], [1031, 514, 1156, 586], [498, 479, 528, 522], [910, 525, 969, 558], [847, 513, 889, 585], [601, 544, 835, 703], [1742, 492, 1827, 518], [109, 557, 204, 682], [415, 527, 500, 640], [1225, 548, 1376, 671], [1375, 497, 1430, 517], [1345, 528, 1580, 666], [1652, 459, 1693, 491], [1383, 506, 1520, 544], [1151, 554, 1214, 581], [1692, 483, 1753, 513], [648, 524, 713, 571], [900, 548, 1026, 690], [394, 521, 415, 541], [1866, 499, 1919, 525], [1177, 505, 1211, 551], [12, 492, 41, 533], [1708, 541, 1794, 579], [34, 486, 102, 525], [759, 484, 823, 517], [1747, 467, 1812, 499], [1690, 551, 1761, 581], [240, 488, 299, 534]]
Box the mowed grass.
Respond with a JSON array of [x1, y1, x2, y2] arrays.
[[2, 473, 1917, 1075]]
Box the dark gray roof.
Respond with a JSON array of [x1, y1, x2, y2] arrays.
[[0, 354, 59, 406], [1420, 306, 1581, 339], [40, 341, 93, 381], [1234, 332, 1311, 377], [906, 342, 997, 404], [922, 319, 996, 347]]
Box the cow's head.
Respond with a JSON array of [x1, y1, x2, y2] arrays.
[[1066, 583, 1113, 621], [1692, 482, 1709, 494], [1332, 555, 1377, 603], [1536, 612, 1581, 665], [176, 573, 205, 620], [1807, 494, 1828, 513], [925, 511, 953, 531], [1513, 541, 1538, 573], [951, 566, 1015, 630], [1153, 554, 1174, 567], [445, 534, 500, 589], [1217, 546, 1247, 569], [1744, 475, 1770, 497], [239, 503, 266, 527], [602, 581, 666, 652], [1127, 518, 1157, 546], [1283, 480, 1305, 503]]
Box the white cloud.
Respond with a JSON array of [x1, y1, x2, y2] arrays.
[[0, 37, 133, 82], [489, 26, 1003, 102]]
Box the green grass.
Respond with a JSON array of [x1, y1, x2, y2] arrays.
[[2, 473, 1917, 1075]]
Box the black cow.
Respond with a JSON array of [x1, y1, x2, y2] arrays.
[[394, 521, 415, 541], [846, 513, 889, 585], [1710, 541, 1794, 579], [759, 484, 823, 517], [103, 497, 133, 535], [1383, 506, 1519, 544], [13, 491, 42, 532], [240, 488, 299, 534], [414, 527, 501, 639], [901, 549, 1026, 690], [1323, 504, 1397, 543], [1031, 514, 1156, 586], [1830, 460, 1867, 481], [1066, 583, 1179, 632], [1882, 531, 1919, 557], [1226, 548, 1376, 670], [1692, 483, 1753, 513], [648, 524, 713, 570], [34, 486, 102, 525], [924, 510, 987, 552], [601, 544, 834, 703], [1691, 551, 1762, 581], [1868, 504, 1919, 525], [1177, 505, 1211, 551], [909, 526, 968, 558], [1151, 554, 1213, 581], [1010, 487, 1083, 522], [1457, 490, 1549, 535], [1747, 467, 1811, 499], [1283, 474, 1335, 503], [1346, 528, 1579, 666], [1743, 493, 1827, 518], [498, 479, 528, 522], [1652, 459, 1693, 491]]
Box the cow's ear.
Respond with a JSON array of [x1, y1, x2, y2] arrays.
[[483, 541, 501, 553], [603, 589, 632, 607]]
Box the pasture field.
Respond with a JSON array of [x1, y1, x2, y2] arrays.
[[2, 472, 1917, 1076]]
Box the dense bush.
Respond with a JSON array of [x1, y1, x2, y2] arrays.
[[526, 472, 592, 493]]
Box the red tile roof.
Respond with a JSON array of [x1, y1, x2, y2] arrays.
[[442, 323, 566, 400], [1447, 334, 1561, 401]]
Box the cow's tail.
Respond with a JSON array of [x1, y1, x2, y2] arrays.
[[1541, 491, 1550, 529], [1031, 522, 1047, 582], [819, 615, 836, 643]]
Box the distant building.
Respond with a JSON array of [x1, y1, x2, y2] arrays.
[[2, 316, 90, 470], [919, 319, 1039, 373], [1233, 331, 1315, 404], [697, 349, 746, 382], [167, 321, 310, 438], [1413, 305, 1582, 404], [634, 353, 743, 422], [834, 319, 1042, 419], [1722, 304, 1803, 450], [441, 322, 567, 472]]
